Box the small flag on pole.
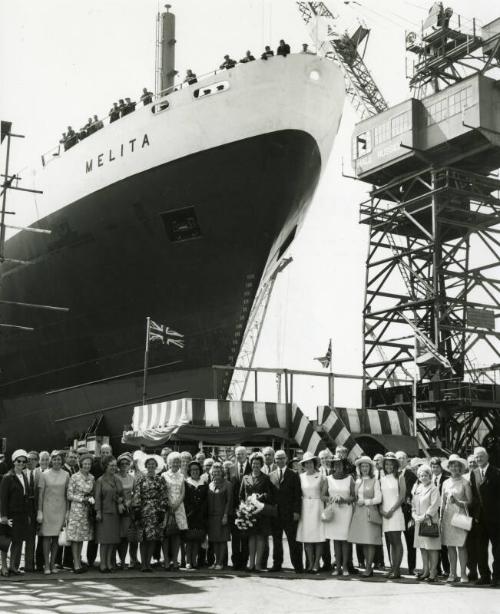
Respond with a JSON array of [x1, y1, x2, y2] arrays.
[[149, 321, 185, 348], [314, 339, 332, 369], [1, 121, 12, 144]]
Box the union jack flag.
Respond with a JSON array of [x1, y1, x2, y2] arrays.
[[149, 321, 185, 348], [314, 339, 332, 369]]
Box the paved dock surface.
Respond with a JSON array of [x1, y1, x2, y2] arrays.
[[0, 569, 497, 614]]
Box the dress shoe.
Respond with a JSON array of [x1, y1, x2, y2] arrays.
[[475, 577, 491, 586]]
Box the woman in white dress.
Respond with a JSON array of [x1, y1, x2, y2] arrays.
[[412, 465, 441, 582], [324, 455, 355, 576], [296, 451, 327, 573], [348, 456, 382, 577], [440, 454, 472, 583], [380, 452, 406, 579], [161, 452, 188, 570]]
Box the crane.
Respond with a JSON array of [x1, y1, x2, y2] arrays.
[[296, 1, 388, 119]]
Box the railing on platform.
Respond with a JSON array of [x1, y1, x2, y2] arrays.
[[212, 364, 413, 406]]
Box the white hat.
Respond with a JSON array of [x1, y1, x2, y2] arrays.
[[11, 449, 28, 463], [298, 451, 318, 465], [138, 454, 165, 475], [447, 454, 467, 471], [355, 455, 374, 467], [410, 457, 425, 469]]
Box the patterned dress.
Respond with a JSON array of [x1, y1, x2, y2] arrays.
[[162, 469, 188, 531], [133, 473, 167, 542], [116, 472, 136, 540], [67, 471, 95, 542]]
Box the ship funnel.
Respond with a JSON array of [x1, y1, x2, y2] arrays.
[[156, 4, 176, 95]]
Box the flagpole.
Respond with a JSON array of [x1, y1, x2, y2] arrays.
[[142, 316, 151, 405], [328, 337, 334, 408]]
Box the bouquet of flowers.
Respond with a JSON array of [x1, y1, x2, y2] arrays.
[[234, 494, 264, 531]]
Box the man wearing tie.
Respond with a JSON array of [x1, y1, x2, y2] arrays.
[[261, 448, 277, 475], [470, 447, 500, 586], [24, 451, 40, 572], [231, 446, 251, 570], [63, 450, 79, 476], [269, 450, 303, 572], [396, 451, 417, 575]]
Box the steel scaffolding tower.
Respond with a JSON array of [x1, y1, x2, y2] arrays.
[[352, 9, 500, 455]]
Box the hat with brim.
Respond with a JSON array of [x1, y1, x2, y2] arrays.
[[138, 454, 165, 474], [298, 451, 318, 465], [11, 449, 28, 463], [383, 452, 399, 463], [355, 455, 374, 467], [447, 454, 467, 471]]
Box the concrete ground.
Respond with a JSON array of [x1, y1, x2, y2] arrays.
[[0, 568, 498, 614]]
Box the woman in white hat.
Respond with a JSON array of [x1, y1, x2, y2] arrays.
[[296, 451, 327, 573], [116, 452, 138, 569], [380, 452, 406, 579], [348, 456, 383, 577], [440, 454, 472, 583], [0, 450, 31, 575]]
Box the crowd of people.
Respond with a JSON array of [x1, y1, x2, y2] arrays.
[[58, 38, 315, 152], [59, 87, 153, 151], [1, 442, 496, 585]]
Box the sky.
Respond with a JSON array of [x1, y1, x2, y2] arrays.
[[0, 0, 498, 415]]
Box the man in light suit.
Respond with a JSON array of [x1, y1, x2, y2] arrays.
[[470, 447, 500, 586], [231, 446, 251, 570], [269, 450, 303, 572]]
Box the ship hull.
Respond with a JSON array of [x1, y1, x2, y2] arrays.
[[0, 54, 345, 451], [0, 129, 321, 450]]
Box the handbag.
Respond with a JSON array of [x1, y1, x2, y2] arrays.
[[321, 504, 334, 522], [163, 510, 179, 536], [367, 506, 383, 526], [58, 526, 70, 547], [0, 522, 11, 553], [418, 520, 440, 538], [451, 505, 473, 532]]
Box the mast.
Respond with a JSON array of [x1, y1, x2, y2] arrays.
[[155, 4, 177, 96]]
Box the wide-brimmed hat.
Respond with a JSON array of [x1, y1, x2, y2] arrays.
[[298, 451, 318, 465], [138, 454, 165, 474], [447, 454, 467, 470], [355, 455, 374, 467], [11, 449, 28, 463]]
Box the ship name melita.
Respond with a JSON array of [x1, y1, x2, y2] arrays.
[[85, 133, 150, 173]]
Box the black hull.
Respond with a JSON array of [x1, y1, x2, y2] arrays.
[[0, 129, 321, 451]]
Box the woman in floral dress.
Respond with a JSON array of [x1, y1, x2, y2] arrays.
[[161, 452, 188, 570], [67, 454, 95, 573], [133, 456, 167, 572]]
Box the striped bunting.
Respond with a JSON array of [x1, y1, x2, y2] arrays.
[[334, 407, 412, 436], [317, 406, 364, 462], [124, 398, 326, 454]]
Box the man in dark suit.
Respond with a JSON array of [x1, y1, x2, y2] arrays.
[[230, 446, 251, 570], [269, 450, 303, 572], [396, 451, 417, 575], [470, 447, 500, 586], [23, 451, 40, 572]]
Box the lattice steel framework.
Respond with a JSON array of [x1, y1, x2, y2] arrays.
[[361, 166, 500, 454], [296, 1, 388, 118]]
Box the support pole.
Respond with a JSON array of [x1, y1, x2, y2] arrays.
[[142, 317, 151, 405], [0, 133, 12, 262]]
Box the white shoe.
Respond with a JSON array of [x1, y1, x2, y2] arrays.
[[208, 564, 215, 570], [342, 570, 349, 577], [331, 570, 340, 577], [214, 564, 223, 571]]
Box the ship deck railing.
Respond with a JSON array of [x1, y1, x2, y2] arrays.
[[40, 56, 294, 168]]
